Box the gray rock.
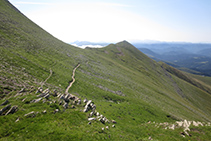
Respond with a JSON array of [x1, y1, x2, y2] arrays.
[[43, 110, 47, 114], [0, 104, 11, 115], [54, 109, 59, 114], [44, 94, 50, 99], [31, 98, 42, 103], [63, 102, 68, 109], [112, 120, 117, 124], [5, 106, 18, 115], [88, 117, 96, 121], [83, 98, 88, 103], [24, 111, 35, 117], [19, 88, 25, 93]]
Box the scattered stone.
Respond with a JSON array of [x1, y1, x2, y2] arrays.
[[180, 132, 186, 138], [0, 104, 11, 115], [22, 98, 26, 102], [169, 124, 175, 130], [89, 111, 94, 117], [15, 117, 20, 122], [71, 105, 75, 109], [59, 100, 63, 105], [31, 98, 42, 103], [88, 122, 91, 125], [5, 106, 18, 115], [59, 94, 65, 101], [63, 102, 68, 109], [43, 110, 47, 114], [54, 109, 59, 114], [148, 136, 152, 140], [106, 126, 109, 130], [53, 89, 58, 97], [19, 88, 25, 93], [36, 87, 43, 94], [1, 100, 9, 106], [112, 125, 115, 128], [77, 99, 81, 105], [43, 88, 50, 94], [88, 117, 96, 121], [24, 111, 35, 118], [102, 127, 104, 131], [96, 112, 100, 116], [176, 121, 183, 127], [83, 98, 88, 103], [44, 94, 50, 99], [112, 120, 117, 124]]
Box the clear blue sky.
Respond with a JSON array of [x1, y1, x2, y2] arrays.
[[9, 0, 211, 43]]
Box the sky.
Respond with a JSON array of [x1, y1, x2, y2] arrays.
[[9, 0, 211, 43]]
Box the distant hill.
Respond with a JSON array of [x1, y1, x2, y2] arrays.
[[1, 0, 211, 140], [135, 43, 211, 76]]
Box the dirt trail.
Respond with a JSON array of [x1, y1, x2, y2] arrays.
[[41, 69, 52, 87], [65, 64, 80, 94]]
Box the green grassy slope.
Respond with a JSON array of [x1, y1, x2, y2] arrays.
[[1, 0, 211, 140]]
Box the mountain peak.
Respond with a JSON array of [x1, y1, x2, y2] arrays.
[[117, 40, 132, 46]]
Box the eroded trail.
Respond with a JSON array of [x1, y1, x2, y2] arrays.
[[41, 69, 52, 87], [65, 64, 80, 94]]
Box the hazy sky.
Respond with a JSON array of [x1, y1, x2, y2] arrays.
[[9, 0, 211, 43]]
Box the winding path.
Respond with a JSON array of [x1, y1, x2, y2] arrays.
[[65, 64, 80, 94], [41, 69, 52, 87]]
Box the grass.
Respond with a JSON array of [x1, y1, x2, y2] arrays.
[[1, 0, 211, 140]]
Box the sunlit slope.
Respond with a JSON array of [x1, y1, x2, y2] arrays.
[[1, 0, 211, 140], [80, 41, 211, 121]]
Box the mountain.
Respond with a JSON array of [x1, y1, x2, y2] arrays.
[[1, 0, 211, 140], [135, 43, 211, 76]]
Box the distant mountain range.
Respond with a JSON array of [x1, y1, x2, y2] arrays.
[[135, 43, 211, 76], [71, 41, 211, 76]]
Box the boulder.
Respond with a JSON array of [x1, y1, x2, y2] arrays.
[[44, 94, 50, 99], [88, 117, 96, 121], [0, 104, 11, 115], [5, 106, 18, 115]]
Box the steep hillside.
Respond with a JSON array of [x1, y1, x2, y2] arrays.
[[1, 0, 211, 140]]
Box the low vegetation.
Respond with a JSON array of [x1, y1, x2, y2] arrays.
[[1, 0, 211, 140]]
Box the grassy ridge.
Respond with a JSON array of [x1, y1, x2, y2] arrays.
[[1, 0, 211, 140]]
